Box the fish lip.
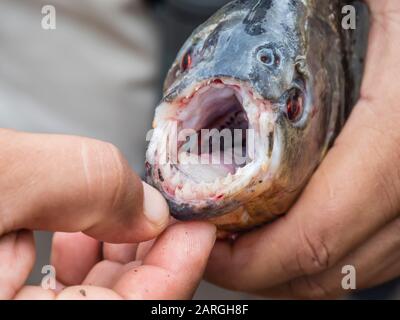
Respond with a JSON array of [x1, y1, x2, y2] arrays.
[[165, 76, 268, 106], [167, 198, 242, 221], [147, 77, 278, 220]]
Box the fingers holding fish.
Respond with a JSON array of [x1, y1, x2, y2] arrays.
[[113, 222, 216, 300], [76, 222, 216, 300], [253, 218, 400, 299], [15, 222, 216, 300], [205, 95, 400, 294]]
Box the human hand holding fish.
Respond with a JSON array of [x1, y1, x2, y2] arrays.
[[0, 0, 399, 301], [0, 132, 216, 299], [204, 0, 400, 298]]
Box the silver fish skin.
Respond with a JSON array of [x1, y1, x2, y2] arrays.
[[146, 0, 369, 233]]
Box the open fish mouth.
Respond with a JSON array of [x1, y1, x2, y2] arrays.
[[147, 78, 279, 219]]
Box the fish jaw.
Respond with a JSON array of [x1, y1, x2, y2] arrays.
[[146, 77, 281, 221]]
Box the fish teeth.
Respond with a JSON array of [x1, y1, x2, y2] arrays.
[[235, 167, 244, 176], [171, 172, 181, 188], [163, 165, 171, 178], [175, 186, 182, 199], [178, 152, 187, 164], [204, 182, 213, 193], [211, 181, 218, 192], [214, 177, 222, 188], [181, 183, 192, 199], [200, 183, 209, 196], [225, 173, 233, 184]]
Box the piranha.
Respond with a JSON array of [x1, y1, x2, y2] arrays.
[[146, 0, 369, 233]]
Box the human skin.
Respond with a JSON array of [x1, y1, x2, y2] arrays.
[[0, 131, 216, 299], [205, 0, 400, 299], [2, 0, 398, 301]]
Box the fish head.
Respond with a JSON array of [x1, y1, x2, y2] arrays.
[[146, 0, 343, 226]]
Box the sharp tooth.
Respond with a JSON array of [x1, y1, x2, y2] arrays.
[[203, 182, 211, 193], [171, 172, 180, 187], [164, 165, 171, 178], [235, 167, 244, 176], [181, 183, 191, 199], [200, 183, 208, 196], [178, 152, 187, 163], [213, 178, 223, 194], [214, 177, 221, 187], [175, 187, 182, 198], [210, 182, 217, 192], [225, 172, 233, 184]]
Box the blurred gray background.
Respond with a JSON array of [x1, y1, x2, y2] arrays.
[[0, 0, 398, 300]]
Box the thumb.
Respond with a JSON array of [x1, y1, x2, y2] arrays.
[[0, 129, 169, 243]]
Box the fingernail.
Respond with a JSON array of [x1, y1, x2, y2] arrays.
[[142, 182, 170, 226]]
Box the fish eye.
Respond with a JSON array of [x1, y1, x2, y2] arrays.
[[286, 88, 304, 122], [257, 48, 280, 67], [181, 49, 193, 72]]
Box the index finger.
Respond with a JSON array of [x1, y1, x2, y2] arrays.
[[0, 130, 169, 243]]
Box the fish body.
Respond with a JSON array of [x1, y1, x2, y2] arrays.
[[146, 0, 369, 233]]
